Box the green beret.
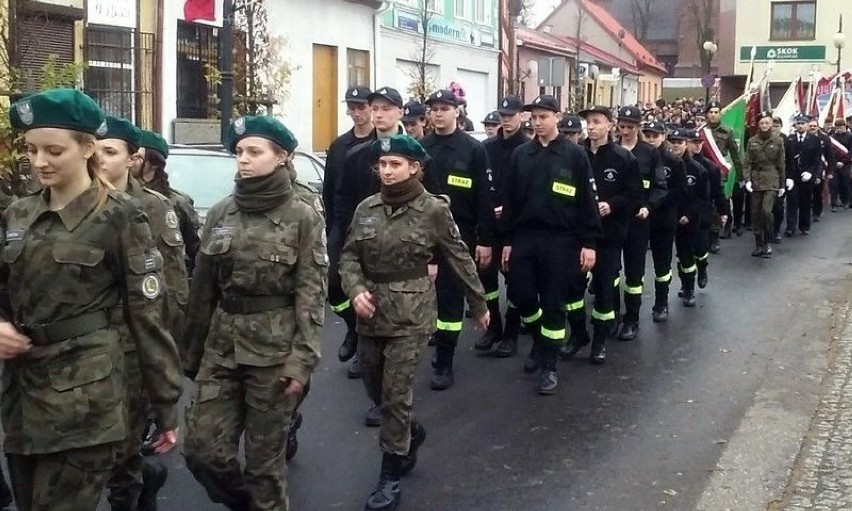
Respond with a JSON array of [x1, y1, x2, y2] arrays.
[[225, 115, 298, 154], [102, 116, 142, 148], [9, 88, 107, 136], [138, 130, 169, 159], [371, 134, 427, 162]]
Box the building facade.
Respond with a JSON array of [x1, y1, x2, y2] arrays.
[[378, 0, 500, 127]]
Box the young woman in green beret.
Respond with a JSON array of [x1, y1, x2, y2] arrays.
[[339, 133, 489, 511], [0, 89, 182, 510], [182, 115, 327, 510], [97, 115, 189, 509]]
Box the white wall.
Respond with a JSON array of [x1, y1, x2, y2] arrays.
[[380, 28, 500, 126]]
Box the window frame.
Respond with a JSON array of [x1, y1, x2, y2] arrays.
[[455, 0, 471, 20], [475, 0, 487, 24], [347, 48, 371, 88], [769, 1, 816, 41]]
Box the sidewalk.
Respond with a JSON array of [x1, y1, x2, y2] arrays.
[[780, 304, 852, 510]]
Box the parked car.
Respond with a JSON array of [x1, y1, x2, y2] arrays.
[[166, 145, 325, 221]]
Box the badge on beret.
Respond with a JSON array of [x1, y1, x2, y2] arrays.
[[16, 101, 33, 126], [165, 210, 179, 229], [234, 117, 246, 135], [380, 88, 387, 94], [626, 109, 632, 116], [404, 107, 410, 115], [502, 100, 508, 108], [380, 138, 391, 152], [351, 89, 359, 97], [141, 274, 161, 299], [96, 120, 108, 137], [535, 97, 541, 104], [437, 91, 443, 98], [568, 120, 574, 126]]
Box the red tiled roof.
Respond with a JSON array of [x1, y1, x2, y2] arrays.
[[559, 35, 641, 75], [515, 26, 576, 58]]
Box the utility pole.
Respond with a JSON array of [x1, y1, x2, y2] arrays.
[[219, 0, 235, 143]]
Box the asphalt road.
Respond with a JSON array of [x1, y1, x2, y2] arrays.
[[101, 211, 852, 511]]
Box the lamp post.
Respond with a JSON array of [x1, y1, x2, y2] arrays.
[[833, 15, 846, 74], [702, 40, 718, 103]]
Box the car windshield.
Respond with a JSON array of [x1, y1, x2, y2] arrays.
[[166, 152, 236, 213]]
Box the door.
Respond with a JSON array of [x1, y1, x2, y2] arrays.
[[312, 44, 338, 152]]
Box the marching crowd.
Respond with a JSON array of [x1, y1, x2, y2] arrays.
[[0, 82, 848, 511]]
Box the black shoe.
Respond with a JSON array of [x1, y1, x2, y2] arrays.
[[365, 454, 402, 511], [537, 370, 558, 395], [348, 357, 362, 379], [523, 344, 541, 373], [785, 230, 795, 237], [762, 245, 772, 258], [697, 270, 708, 289], [138, 462, 168, 511], [430, 352, 438, 369], [813, 215, 821, 222], [683, 292, 696, 308], [733, 226, 744, 237], [677, 287, 685, 298], [709, 241, 720, 253], [608, 319, 621, 339], [430, 367, 454, 390], [474, 328, 501, 352], [616, 321, 637, 341], [286, 412, 303, 461], [801, 230, 809, 236], [590, 344, 606, 365], [400, 422, 426, 476], [772, 233, 782, 244], [652, 307, 668, 323], [365, 404, 381, 427], [558, 333, 589, 360], [338, 330, 358, 362], [751, 247, 765, 257], [720, 225, 732, 239], [495, 336, 517, 357]]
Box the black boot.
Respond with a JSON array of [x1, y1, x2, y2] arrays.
[[762, 242, 772, 259], [683, 290, 696, 307], [652, 306, 668, 322], [653, 281, 669, 323], [400, 421, 427, 476], [365, 453, 402, 511], [751, 234, 765, 257], [697, 264, 708, 289], [430, 346, 455, 390], [496, 308, 520, 357], [523, 338, 542, 373], [537, 347, 558, 395], [709, 232, 720, 253], [616, 321, 637, 341], [286, 412, 303, 461], [590, 327, 606, 365], [338, 329, 358, 362], [495, 335, 517, 357], [474, 302, 503, 352], [559, 317, 590, 359], [720, 223, 732, 239], [348, 355, 362, 379], [365, 404, 381, 427], [138, 462, 168, 511]]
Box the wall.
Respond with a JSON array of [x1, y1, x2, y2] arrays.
[[544, 0, 637, 71], [517, 46, 573, 110]]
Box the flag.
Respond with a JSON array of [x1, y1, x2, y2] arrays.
[[774, 80, 799, 135], [743, 46, 757, 95], [719, 94, 747, 197], [185, 0, 215, 22], [745, 91, 761, 137], [819, 77, 845, 127], [795, 77, 806, 114], [699, 126, 731, 176]]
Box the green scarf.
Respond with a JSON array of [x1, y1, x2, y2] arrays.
[[380, 175, 425, 206], [233, 168, 293, 213]]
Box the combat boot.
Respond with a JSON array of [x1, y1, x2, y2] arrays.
[[590, 327, 607, 365], [496, 309, 520, 357], [430, 346, 454, 390], [652, 307, 668, 322], [751, 234, 765, 257], [559, 320, 590, 359], [286, 412, 303, 461], [348, 355, 362, 379], [475, 301, 503, 352], [523, 339, 542, 373], [709, 232, 721, 253], [138, 462, 168, 511], [365, 453, 402, 511], [720, 223, 732, 239], [400, 421, 427, 476], [697, 265, 708, 289], [537, 347, 558, 395], [616, 321, 637, 341], [365, 404, 381, 427], [338, 329, 358, 362], [683, 290, 696, 307]]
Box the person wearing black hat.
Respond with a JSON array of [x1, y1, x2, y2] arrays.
[[829, 118, 852, 211], [611, 106, 668, 341], [643, 121, 687, 322], [482, 110, 500, 138], [500, 94, 601, 394], [323, 86, 374, 377], [785, 115, 822, 236], [770, 116, 794, 243], [558, 114, 583, 144], [421, 88, 495, 390], [476, 95, 526, 358], [403, 100, 428, 140], [743, 111, 786, 257], [561, 105, 641, 364], [705, 99, 745, 238], [687, 130, 727, 282], [522, 120, 534, 139], [808, 118, 833, 222]]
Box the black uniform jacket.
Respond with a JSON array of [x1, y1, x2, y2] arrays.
[[625, 140, 667, 212], [786, 132, 822, 180], [324, 127, 373, 232], [583, 140, 643, 244], [652, 147, 688, 231], [681, 155, 712, 227]]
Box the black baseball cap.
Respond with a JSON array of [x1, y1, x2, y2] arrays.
[[758, 110, 773, 120], [558, 115, 582, 133], [402, 101, 426, 122], [482, 110, 500, 126], [616, 106, 641, 124], [668, 127, 688, 141], [578, 105, 613, 121], [523, 95, 560, 113], [343, 85, 371, 104], [425, 89, 459, 107], [641, 120, 666, 134], [497, 95, 523, 115], [687, 129, 702, 141], [705, 99, 722, 112], [522, 120, 534, 130], [368, 87, 403, 108]]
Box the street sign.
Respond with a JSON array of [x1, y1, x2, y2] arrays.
[[739, 45, 826, 62]]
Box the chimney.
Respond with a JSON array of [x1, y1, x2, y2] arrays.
[[542, 24, 553, 34]]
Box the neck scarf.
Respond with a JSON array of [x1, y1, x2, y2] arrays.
[[380, 174, 425, 206], [233, 168, 293, 213]]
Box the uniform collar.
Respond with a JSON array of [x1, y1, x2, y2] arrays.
[[526, 135, 567, 155], [432, 128, 464, 148], [34, 183, 101, 232]]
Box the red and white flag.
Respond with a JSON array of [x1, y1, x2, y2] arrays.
[[699, 127, 731, 177], [184, 0, 215, 22]]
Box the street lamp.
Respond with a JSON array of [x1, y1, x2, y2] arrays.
[[703, 40, 718, 102], [833, 15, 846, 74]]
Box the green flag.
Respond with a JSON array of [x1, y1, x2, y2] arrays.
[[720, 95, 746, 197]]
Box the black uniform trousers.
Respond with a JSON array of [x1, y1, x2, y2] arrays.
[[434, 225, 477, 366], [786, 180, 813, 233], [614, 216, 650, 324], [773, 191, 785, 236], [649, 227, 675, 310], [327, 227, 358, 331], [508, 231, 582, 351], [830, 164, 851, 206], [695, 221, 711, 274], [675, 224, 698, 293], [732, 185, 750, 228], [479, 239, 520, 339], [591, 240, 622, 343], [812, 179, 825, 218]]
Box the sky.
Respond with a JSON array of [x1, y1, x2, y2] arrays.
[[529, 0, 562, 27]]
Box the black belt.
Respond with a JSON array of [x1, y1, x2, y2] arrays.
[[366, 267, 428, 284], [219, 294, 295, 314], [16, 310, 110, 346]]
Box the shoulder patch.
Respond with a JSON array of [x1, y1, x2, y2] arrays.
[[165, 210, 179, 229], [141, 274, 161, 299]]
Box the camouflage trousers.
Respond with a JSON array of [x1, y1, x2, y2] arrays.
[[7, 442, 120, 511], [184, 360, 297, 511], [359, 334, 430, 455], [106, 350, 152, 509]]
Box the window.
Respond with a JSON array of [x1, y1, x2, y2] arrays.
[[770, 1, 816, 40], [409, 0, 444, 14], [455, 0, 471, 20], [475, 0, 487, 23], [347, 49, 370, 87], [176, 20, 219, 118]]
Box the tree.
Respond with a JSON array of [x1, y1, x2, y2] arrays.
[[570, 1, 590, 111], [690, 0, 717, 76], [629, 0, 656, 42], [516, 0, 537, 27], [405, 0, 437, 102]]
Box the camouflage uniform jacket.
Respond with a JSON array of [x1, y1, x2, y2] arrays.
[[339, 191, 487, 338], [182, 192, 327, 386], [288, 166, 325, 216], [0, 184, 182, 454], [743, 132, 786, 191], [123, 177, 189, 345], [165, 188, 200, 274]]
